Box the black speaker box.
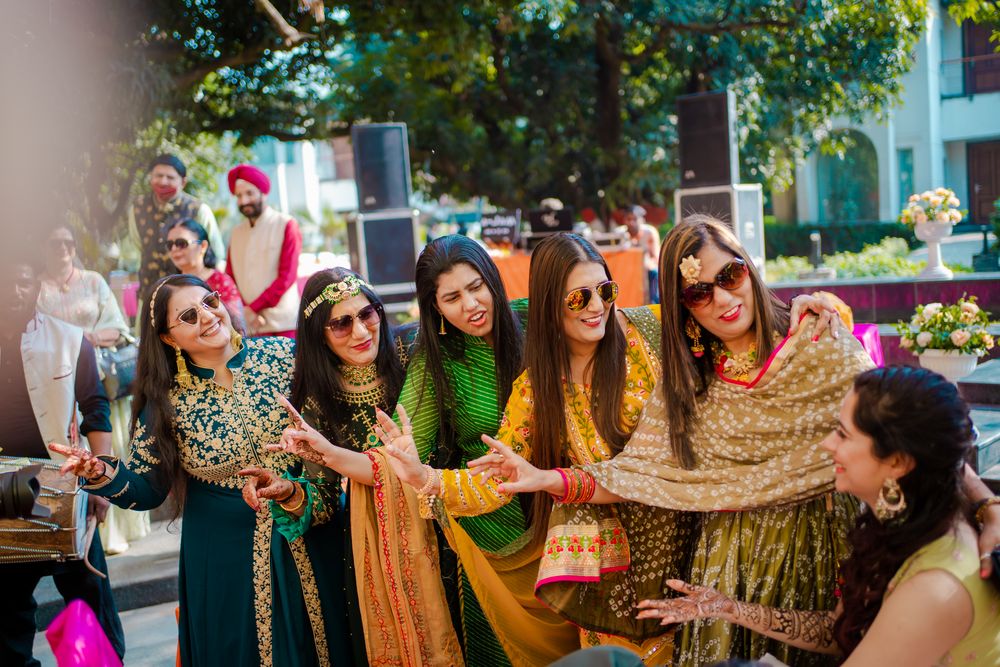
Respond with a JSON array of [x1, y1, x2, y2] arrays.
[[351, 123, 412, 212], [347, 210, 418, 290], [677, 90, 739, 188]]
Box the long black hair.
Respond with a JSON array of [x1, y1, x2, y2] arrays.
[[833, 365, 974, 655], [412, 235, 524, 441], [291, 268, 405, 446], [166, 218, 217, 268], [524, 232, 627, 531], [131, 274, 219, 518]]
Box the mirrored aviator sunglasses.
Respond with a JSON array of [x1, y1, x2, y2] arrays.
[[681, 257, 749, 309], [565, 280, 619, 312], [171, 291, 222, 328], [325, 303, 383, 338]]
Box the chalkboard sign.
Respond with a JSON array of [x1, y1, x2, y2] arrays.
[[528, 208, 574, 234], [481, 210, 521, 245]]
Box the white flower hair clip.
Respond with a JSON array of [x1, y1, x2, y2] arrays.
[[679, 255, 702, 286]]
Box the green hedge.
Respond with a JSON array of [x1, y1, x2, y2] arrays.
[[764, 219, 917, 258]]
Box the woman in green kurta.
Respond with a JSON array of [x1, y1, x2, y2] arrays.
[[53, 274, 347, 667], [393, 234, 530, 666]]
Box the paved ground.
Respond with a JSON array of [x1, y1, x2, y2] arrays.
[[32, 601, 178, 666]]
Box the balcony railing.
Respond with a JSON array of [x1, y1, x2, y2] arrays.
[[941, 53, 1000, 98]]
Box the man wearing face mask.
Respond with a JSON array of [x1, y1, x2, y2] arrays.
[[127, 154, 225, 306], [225, 163, 301, 337], [0, 249, 124, 666]]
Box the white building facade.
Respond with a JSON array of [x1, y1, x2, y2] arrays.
[[792, 5, 1000, 225]]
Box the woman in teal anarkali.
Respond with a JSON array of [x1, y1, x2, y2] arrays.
[[54, 274, 349, 667]]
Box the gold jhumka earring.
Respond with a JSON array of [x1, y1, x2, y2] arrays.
[[685, 318, 705, 358], [439, 315, 447, 335], [174, 346, 194, 389]]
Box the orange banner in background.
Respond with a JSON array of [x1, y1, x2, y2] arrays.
[[495, 247, 647, 307]]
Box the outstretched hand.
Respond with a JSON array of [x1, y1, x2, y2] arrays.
[[635, 579, 736, 625], [237, 466, 295, 513], [467, 436, 551, 495], [375, 404, 427, 489], [265, 393, 334, 467], [48, 443, 107, 482]]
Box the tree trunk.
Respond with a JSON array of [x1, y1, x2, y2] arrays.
[[594, 13, 624, 189]]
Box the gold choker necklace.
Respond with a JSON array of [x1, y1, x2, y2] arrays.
[[341, 362, 378, 387], [711, 341, 759, 382]]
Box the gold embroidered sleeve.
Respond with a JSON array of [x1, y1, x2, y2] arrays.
[[84, 415, 170, 510]]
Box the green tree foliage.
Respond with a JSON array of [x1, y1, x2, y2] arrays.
[[948, 1, 1000, 48], [324, 1, 928, 213]]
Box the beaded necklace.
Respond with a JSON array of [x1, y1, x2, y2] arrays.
[[341, 362, 378, 387]]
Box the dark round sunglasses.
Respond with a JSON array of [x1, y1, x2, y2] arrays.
[[326, 303, 383, 339], [564, 280, 619, 312], [680, 258, 749, 309], [48, 239, 75, 251], [164, 238, 195, 251], [168, 291, 222, 329]]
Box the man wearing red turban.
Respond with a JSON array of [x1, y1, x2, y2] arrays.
[[225, 163, 302, 337]]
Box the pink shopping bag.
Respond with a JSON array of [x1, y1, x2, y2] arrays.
[[45, 599, 122, 667]]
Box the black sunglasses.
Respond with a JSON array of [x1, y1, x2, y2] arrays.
[[164, 239, 195, 251], [564, 280, 619, 312], [681, 258, 749, 309], [168, 291, 222, 328], [326, 303, 383, 339]]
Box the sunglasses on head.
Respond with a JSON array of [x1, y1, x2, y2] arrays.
[[164, 238, 195, 251], [168, 291, 221, 329], [48, 239, 75, 251], [326, 303, 383, 338], [564, 280, 619, 312], [680, 257, 749, 309]]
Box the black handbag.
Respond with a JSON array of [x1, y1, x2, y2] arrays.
[[97, 335, 138, 400]]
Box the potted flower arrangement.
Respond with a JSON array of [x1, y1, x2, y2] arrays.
[[899, 187, 963, 280], [896, 296, 995, 382]]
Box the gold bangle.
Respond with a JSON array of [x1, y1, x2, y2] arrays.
[[279, 484, 306, 513], [974, 496, 1000, 526], [416, 465, 440, 496]]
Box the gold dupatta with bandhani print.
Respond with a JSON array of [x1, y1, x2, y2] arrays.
[[535, 317, 874, 642]]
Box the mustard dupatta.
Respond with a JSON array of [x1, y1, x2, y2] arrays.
[[350, 449, 465, 667]]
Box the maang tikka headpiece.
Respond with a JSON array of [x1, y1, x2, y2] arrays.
[[303, 274, 373, 319]]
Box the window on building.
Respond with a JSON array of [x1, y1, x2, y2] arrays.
[[963, 21, 1000, 95], [254, 139, 277, 165], [898, 148, 914, 210], [817, 130, 880, 223]]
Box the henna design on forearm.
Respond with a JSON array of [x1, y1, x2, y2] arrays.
[[732, 601, 837, 651]]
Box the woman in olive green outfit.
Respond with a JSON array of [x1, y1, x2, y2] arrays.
[[394, 234, 530, 666]]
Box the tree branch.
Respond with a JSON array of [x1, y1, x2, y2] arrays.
[[625, 14, 794, 64], [170, 3, 315, 91]]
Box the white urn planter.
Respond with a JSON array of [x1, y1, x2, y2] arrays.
[[914, 221, 954, 280], [917, 349, 979, 383]]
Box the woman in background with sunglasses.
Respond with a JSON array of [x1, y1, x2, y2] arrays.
[[166, 218, 245, 333], [36, 224, 152, 555], [52, 274, 350, 667]]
